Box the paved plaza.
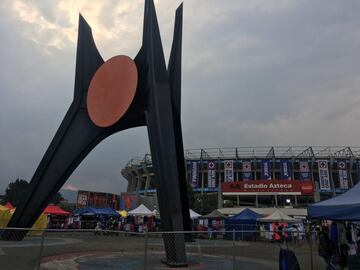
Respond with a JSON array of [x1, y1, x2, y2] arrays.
[[0, 232, 326, 269]]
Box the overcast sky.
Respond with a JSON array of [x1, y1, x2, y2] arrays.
[[1, 0, 360, 194]]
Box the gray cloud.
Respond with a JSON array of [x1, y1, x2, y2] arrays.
[[1, 0, 360, 194]]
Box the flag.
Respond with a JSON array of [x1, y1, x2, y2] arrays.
[[299, 161, 311, 181], [242, 161, 252, 180], [207, 161, 216, 188], [261, 159, 272, 180], [190, 161, 198, 188], [280, 160, 292, 180], [224, 160, 234, 182], [338, 160, 349, 190], [318, 160, 331, 191]]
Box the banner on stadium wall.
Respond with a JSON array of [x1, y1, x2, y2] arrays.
[[207, 161, 216, 188], [261, 159, 272, 180], [190, 161, 198, 188], [242, 161, 252, 180], [120, 195, 138, 210], [318, 160, 331, 191], [299, 161, 311, 181], [280, 160, 292, 180], [224, 160, 234, 182], [338, 160, 349, 190], [222, 180, 314, 195]]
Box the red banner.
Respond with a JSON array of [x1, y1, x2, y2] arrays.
[[222, 180, 314, 195]]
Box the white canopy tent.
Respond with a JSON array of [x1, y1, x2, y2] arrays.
[[190, 209, 201, 219], [257, 209, 301, 223], [128, 204, 154, 216]]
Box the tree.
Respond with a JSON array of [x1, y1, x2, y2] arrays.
[[187, 184, 195, 209], [4, 179, 64, 207], [4, 179, 29, 207], [193, 193, 218, 215], [49, 192, 64, 205]]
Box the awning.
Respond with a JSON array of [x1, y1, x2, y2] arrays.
[[308, 182, 360, 221], [43, 205, 70, 216]]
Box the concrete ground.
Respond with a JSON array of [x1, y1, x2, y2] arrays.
[[0, 232, 326, 270]]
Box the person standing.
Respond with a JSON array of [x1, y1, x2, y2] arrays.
[[318, 226, 336, 270]]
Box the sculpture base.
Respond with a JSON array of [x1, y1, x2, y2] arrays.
[[161, 258, 188, 267]]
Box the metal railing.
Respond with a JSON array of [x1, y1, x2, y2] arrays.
[[0, 227, 326, 270]]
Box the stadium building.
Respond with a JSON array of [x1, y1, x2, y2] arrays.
[[121, 146, 360, 208]]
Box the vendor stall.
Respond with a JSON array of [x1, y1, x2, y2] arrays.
[[225, 208, 262, 240], [43, 205, 70, 229]]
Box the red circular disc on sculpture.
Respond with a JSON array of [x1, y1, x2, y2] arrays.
[[87, 55, 138, 127]]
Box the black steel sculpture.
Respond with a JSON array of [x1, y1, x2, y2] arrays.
[[4, 0, 190, 265]]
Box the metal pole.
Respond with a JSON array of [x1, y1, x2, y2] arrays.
[[143, 230, 149, 270], [232, 229, 235, 270], [309, 231, 314, 270], [37, 230, 46, 270]]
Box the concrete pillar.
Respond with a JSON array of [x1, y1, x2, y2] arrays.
[[136, 177, 143, 191], [144, 175, 151, 195]]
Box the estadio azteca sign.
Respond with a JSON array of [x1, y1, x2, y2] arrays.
[[222, 180, 314, 195]]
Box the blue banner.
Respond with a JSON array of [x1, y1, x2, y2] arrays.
[[261, 159, 272, 180], [280, 160, 292, 180], [242, 161, 252, 180], [337, 160, 348, 190], [299, 161, 311, 181], [190, 161, 198, 188]]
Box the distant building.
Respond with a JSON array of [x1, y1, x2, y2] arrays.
[[121, 146, 360, 208], [76, 190, 120, 209]]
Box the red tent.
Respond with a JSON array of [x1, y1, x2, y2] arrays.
[[4, 202, 14, 210], [43, 205, 70, 216]]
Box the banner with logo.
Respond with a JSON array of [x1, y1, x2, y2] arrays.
[[207, 161, 216, 188], [299, 161, 311, 181], [280, 160, 292, 180], [190, 161, 198, 188], [318, 160, 331, 191], [337, 160, 349, 190], [242, 161, 252, 180], [224, 160, 234, 182], [261, 159, 272, 180]]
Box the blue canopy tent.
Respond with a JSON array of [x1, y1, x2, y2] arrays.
[[225, 208, 262, 240], [308, 182, 360, 221], [73, 207, 120, 228], [73, 207, 120, 217]]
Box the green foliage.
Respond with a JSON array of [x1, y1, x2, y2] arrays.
[[193, 193, 218, 215], [59, 202, 76, 212], [4, 178, 64, 207], [49, 192, 64, 205], [4, 179, 29, 207]]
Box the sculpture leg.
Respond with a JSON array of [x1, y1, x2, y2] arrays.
[[146, 85, 187, 266]]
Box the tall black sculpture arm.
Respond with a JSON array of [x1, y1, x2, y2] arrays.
[[5, 15, 145, 237], [167, 3, 192, 234]]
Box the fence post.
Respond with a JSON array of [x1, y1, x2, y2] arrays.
[[232, 229, 235, 270], [143, 229, 149, 270], [37, 230, 46, 270], [309, 231, 314, 270]]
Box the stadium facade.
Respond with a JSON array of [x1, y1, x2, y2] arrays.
[[121, 146, 360, 208]]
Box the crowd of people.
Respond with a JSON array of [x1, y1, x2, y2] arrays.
[[317, 222, 359, 270]]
